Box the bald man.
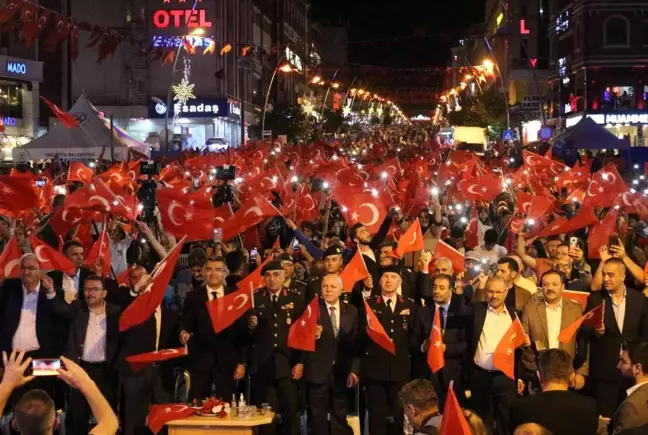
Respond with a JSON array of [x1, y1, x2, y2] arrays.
[[304, 274, 360, 435], [513, 422, 553, 435]]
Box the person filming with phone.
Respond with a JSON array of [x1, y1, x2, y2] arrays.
[[0, 350, 118, 435]]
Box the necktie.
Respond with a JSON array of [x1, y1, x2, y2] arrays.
[[272, 295, 279, 307], [439, 307, 446, 330], [211, 291, 218, 301], [330, 306, 338, 337], [386, 299, 393, 312]]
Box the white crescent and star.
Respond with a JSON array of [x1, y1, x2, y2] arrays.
[[4, 259, 19, 278], [89, 195, 111, 211], [587, 180, 600, 197], [233, 294, 249, 310], [168, 201, 183, 226], [244, 207, 262, 218], [34, 246, 48, 263], [358, 203, 380, 227]]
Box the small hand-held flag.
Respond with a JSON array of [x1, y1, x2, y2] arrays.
[[492, 315, 526, 379], [287, 295, 320, 351], [339, 250, 370, 292], [363, 299, 396, 355], [40, 96, 80, 129], [427, 306, 445, 373], [395, 218, 424, 257], [206, 286, 253, 334], [147, 404, 196, 435], [439, 381, 472, 435], [558, 303, 604, 344], [126, 347, 188, 373]]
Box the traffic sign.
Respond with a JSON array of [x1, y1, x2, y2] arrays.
[[539, 126, 553, 141], [502, 129, 515, 141]]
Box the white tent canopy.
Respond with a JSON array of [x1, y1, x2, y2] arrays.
[[12, 94, 150, 162]]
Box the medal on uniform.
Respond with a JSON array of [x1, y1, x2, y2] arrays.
[[403, 320, 408, 331], [286, 315, 292, 325]]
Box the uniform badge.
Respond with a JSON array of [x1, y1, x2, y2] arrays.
[[286, 316, 292, 325], [399, 309, 410, 315], [403, 322, 408, 331]]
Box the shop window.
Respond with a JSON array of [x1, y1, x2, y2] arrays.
[[601, 86, 635, 110], [603, 15, 630, 47], [0, 81, 22, 119]]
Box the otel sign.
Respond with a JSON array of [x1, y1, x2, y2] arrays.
[[152, 0, 213, 30]]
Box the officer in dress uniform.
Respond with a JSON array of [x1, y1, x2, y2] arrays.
[[281, 253, 307, 300], [246, 260, 305, 435], [308, 246, 367, 310], [354, 264, 423, 435]]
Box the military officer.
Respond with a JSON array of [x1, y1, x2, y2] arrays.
[[246, 260, 305, 435], [353, 264, 423, 435], [281, 253, 307, 300]]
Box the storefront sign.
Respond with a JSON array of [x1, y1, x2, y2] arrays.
[[6, 61, 26, 75], [148, 97, 241, 119], [410, 114, 430, 121], [567, 112, 648, 128], [1, 116, 16, 126], [152, 9, 212, 29]]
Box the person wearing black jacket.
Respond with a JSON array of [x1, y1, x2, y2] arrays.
[[467, 277, 522, 435], [64, 275, 121, 435], [117, 291, 180, 435], [245, 260, 305, 435], [418, 274, 469, 407], [584, 258, 648, 418], [179, 256, 248, 401], [347, 210, 395, 285], [355, 265, 424, 435], [305, 274, 360, 435]]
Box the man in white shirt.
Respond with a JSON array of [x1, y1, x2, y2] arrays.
[[65, 275, 121, 435], [611, 341, 648, 434], [474, 229, 507, 268], [110, 224, 132, 277], [469, 277, 519, 435]]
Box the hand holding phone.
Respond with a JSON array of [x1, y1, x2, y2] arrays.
[[213, 228, 223, 244], [30, 358, 62, 376]]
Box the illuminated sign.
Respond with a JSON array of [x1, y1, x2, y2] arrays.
[[6, 61, 26, 75], [152, 35, 213, 48], [1, 116, 16, 126], [152, 9, 212, 29], [284, 47, 303, 71], [605, 113, 648, 125], [520, 19, 530, 35], [410, 114, 431, 121], [148, 97, 241, 119]]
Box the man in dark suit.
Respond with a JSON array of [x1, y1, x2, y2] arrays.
[[419, 274, 469, 406], [179, 256, 247, 401], [47, 240, 92, 303], [246, 260, 305, 435], [0, 253, 74, 403], [354, 265, 423, 435], [105, 263, 144, 311], [305, 274, 360, 435], [64, 274, 121, 435], [508, 349, 598, 435], [611, 341, 648, 434], [117, 273, 180, 435], [468, 277, 523, 435], [584, 258, 648, 418]]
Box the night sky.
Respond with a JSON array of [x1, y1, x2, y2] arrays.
[[311, 0, 485, 69]]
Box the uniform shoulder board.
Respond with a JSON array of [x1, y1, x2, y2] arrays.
[[296, 279, 306, 285], [407, 297, 416, 303]]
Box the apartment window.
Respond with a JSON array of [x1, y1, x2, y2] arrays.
[[604, 15, 630, 47]]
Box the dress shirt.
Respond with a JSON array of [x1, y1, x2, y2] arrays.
[[12, 284, 42, 352], [326, 301, 341, 332], [435, 300, 451, 329], [62, 269, 81, 301], [474, 305, 513, 371], [82, 306, 107, 363], [626, 381, 648, 397], [545, 300, 563, 349], [383, 294, 397, 312], [610, 289, 627, 333], [154, 306, 162, 351], [207, 285, 225, 301]]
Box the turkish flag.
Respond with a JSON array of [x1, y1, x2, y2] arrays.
[[0, 176, 40, 215], [363, 299, 395, 355], [0, 236, 21, 280], [119, 238, 185, 332], [84, 227, 111, 278], [427, 306, 445, 373], [587, 208, 619, 259], [126, 347, 188, 373], [563, 290, 589, 310], [616, 191, 648, 218], [157, 194, 215, 242], [206, 286, 253, 334], [535, 206, 598, 238], [287, 295, 320, 351], [373, 157, 402, 179], [336, 188, 389, 234], [465, 206, 478, 248], [457, 174, 504, 201], [40, 96, 79, 129], [493, 316, 526, 379], [339, 250, 370, 293], [526, 194, 556, 221], [147, 404, 196, 435], [67, 162, 94, 184], [221, 196, 281, 241], [395, 219, 424, 257], [558, 303, 604, 344], [116, 265, 135, 288], [29, 235, 77, 275], [235, 255, 274, 292], [66, 179, 135, 220], [297, 188, 320, 223], [583, 163, 629, 209], [47, 207, 90, 236], [439, 382, 472, 435], [433, 240, 465, 273]]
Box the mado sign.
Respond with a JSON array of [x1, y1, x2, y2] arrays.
[[6, 61, 26, 75]]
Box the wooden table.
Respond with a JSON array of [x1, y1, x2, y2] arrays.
[[166, 412, 275, 435]]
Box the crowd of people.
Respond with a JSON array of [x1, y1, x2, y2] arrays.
[[0, 127, 647, 435]]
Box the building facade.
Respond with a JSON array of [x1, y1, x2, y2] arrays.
[[547, 0, 648, 146]]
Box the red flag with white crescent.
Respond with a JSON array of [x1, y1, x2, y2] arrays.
[[84, 226, 111, 278], [147, 404, 196, 435], [363, 299, 396, 355], [0, 236, 21, 281], [427, 306, 445, 373], [287, 295, 320, 351], [395, 218, 424, 257], [206, 286, 253, 334], [29, 234, 77, 275]]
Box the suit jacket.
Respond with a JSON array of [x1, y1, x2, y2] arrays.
[[0, 278, 73, 359], [508, 390, 598, 435], [359, 294, 422, 382], [521, 295, 589, 376], [304, 299, 360, 384], [48, 268, 92, 302], [64, 301, 121, 368], [245, 288, 305, 380], [180, 285, 247, 371], [474, 284, 531, 314], [585, 289, 648, 380], [610, 383, 648, 435]]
